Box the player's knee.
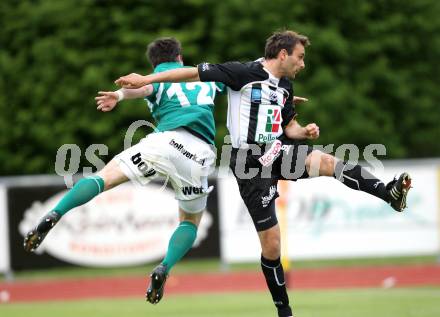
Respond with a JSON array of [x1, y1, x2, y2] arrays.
[[259, 229, 281, 259], [97, 161, 128, 191], [261, 240, 281, 259], [305, 150, 325, 177], [178, 197, 207, 224], [98, 174, 115, 191], [319, 154, 335, 176], [179, 208, 203, 227]]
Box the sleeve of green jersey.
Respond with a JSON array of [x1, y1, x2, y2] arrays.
[[215, 82, 226, 94], [145, 82, 161, 103]]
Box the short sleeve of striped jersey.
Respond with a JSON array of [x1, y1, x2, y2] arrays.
[[198, 62, 250, 91]]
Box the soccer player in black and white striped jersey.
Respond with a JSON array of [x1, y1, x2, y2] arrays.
[[116, 30, 412, 317]]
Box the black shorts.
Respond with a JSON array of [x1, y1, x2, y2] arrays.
[[230, 138, 313, 231]]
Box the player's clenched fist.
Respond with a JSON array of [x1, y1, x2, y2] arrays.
[[305, 123, 320, 139]]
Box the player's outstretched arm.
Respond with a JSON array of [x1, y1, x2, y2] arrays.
[[95, 85, 153, 112], [115, 67, 200, 89], [284, 119, 320, 140]]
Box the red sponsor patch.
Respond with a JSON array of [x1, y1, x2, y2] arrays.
[[258, 140, 282, 166]]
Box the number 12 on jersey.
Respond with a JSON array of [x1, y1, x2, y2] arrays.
[[166, 82, 216, 107]]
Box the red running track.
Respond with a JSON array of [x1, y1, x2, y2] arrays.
[[1, 264, 440, 302]]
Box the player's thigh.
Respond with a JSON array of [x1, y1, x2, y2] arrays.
[[167, 133, 216, 189], [167, 131, 216, 203], [112, 135, 161, 187], [175, 175, 210, 216], [234, 175, 280, 231], [97, 159, 129, 191]]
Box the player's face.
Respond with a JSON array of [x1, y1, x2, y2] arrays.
[[283, 43, 305, 79]]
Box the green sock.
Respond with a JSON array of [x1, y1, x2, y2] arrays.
[[52, 176, 104, 216], [162, 221, 197, 273]]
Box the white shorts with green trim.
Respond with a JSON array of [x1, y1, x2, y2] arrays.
[[114, 128, 216, 213]]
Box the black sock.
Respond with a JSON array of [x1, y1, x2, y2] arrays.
[[334, 161, 389, 202], [261, 255, 292, 317]]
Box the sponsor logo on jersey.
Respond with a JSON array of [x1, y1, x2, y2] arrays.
[[131, 153, 156, 177], [258, 141, 292, 166], [255, 108, 282, 143], [258, 140, 282, 166], [265, 108, 281, 133], [169, 139, 206, 166], [251, 87, 262, 104], [269, 91, 278, 103], [182, 186, 206, 195], [257, 133, 277, 143]]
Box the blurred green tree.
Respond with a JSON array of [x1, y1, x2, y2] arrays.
[[0, 0, 439, 175]]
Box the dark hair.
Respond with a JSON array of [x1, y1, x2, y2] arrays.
[[146, 37, 182, 68], [264, 30, 310, 59]]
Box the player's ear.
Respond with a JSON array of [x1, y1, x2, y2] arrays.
[[278, 49, 287, 61], [177, 55, 183, 64]]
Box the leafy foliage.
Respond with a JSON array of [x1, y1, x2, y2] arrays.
[[1, 0, 439, 174]]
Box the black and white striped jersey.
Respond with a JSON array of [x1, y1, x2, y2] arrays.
[[197, 60, 296, 148]]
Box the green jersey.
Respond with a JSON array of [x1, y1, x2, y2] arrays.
[[145, 62, 224, 144]]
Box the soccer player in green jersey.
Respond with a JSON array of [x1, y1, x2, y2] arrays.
[[24, 37, 224, 304]]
